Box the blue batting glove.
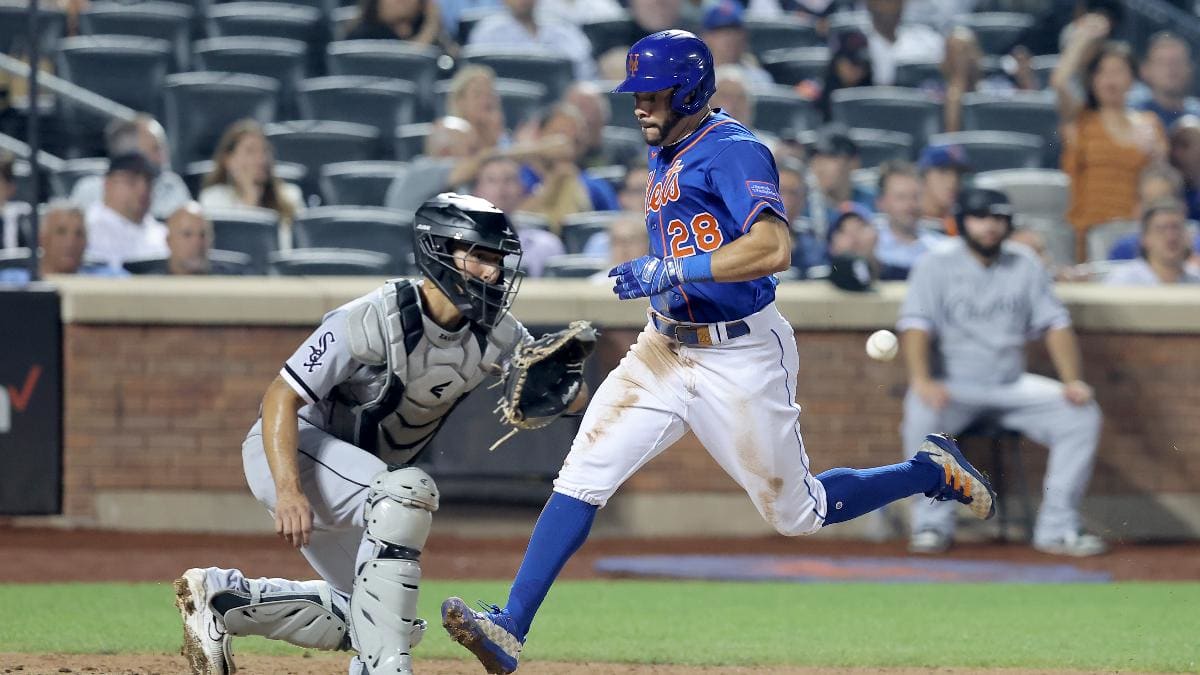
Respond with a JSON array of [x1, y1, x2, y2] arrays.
[[609, 254, 683, 300]]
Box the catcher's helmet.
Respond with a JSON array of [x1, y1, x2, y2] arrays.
[[955, 187, 1015, 233], [612, 30, 716, 116], [413, 193, 524, 328]]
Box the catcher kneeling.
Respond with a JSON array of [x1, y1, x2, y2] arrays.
[[172, 193, 594, 675]]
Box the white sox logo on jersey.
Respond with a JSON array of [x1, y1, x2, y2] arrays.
[[303, 332, 335, 372]]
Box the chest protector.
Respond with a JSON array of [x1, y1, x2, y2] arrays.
[[327, 280, 524, 466]]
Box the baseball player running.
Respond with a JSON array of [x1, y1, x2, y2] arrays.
[[172, 194, 589, 675], [441, 31, 998, 675]]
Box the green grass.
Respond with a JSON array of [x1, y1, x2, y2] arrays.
[[1, 581, 1198, 671]]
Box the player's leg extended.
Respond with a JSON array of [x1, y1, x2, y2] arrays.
[[901, 386, 984, 550], [442, 326, 689, 675], [994, 374, 1104, 554], [350, 467, 439, 674]]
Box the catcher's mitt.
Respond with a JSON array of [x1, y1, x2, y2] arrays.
[[490, 320, 598, 449]]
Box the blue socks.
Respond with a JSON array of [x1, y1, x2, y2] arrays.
[[504, 492, 597, 638], [817, 459, 941, 526]]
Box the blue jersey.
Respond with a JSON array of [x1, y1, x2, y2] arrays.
[[643, 110, 786, 323]]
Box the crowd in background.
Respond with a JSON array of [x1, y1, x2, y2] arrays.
[[0, 0, 1198, 287]]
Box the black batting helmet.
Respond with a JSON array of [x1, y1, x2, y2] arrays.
[[955, 187, 1015, 234], [413, 193, 524, 328]]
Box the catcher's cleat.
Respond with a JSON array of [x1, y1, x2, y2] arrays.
[[915, 433, 997, 520], [174, 568, 236, 675], [441, 597, 523, 674]]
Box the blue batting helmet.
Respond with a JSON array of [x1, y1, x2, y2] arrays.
[[612, 30, 716, 116]]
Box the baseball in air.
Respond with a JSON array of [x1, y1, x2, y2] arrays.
[[866, 330, 899, 361]]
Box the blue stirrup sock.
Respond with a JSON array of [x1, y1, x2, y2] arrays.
[[817, 459, 942, 526], [504, 492, 597, 638]]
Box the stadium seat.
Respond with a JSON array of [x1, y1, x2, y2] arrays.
[[320, 160, 408, 206], [461, 46, 575, 102], [893, 60, 942, 89], [269, 247, 393, 276], [580, 15, 636, 61], [826, 11, 868, 40], [291, 206, 414, 274], [960, 12, 1035, 55], [797, 127, 913, 169], [542, 254, 607, 278], [1029, 54, 1059, 89], [961, 91, 1060, 167], [744, 16, 821, 59], [588, 164, 627, 193], [393, 123, 432, 161], [184, 159, 307, 201], [0, 247, 33, 272], [434, 78, 547, 129], [193, 37, 307, 119], [326, 40, 441, 119], [1086, 219, 1139, 264], [51, 158, 109, 198], [927, 131, 1043, 173], [123, 249, 253, 275], [973, 168, 1070, 223], [265, 120, 379, 198], [0, 1, 65, 56], [511, 211, 552, 232], [600, 82, 639, 129], [830, 86, 942, 153], [164, 72, 280, 170], [561, 211, 620, 255], [1016, 214, 1074, 267], [206, 2, 326, 73], [297, 76, 419, 156], [331, 5, 358, 40], [80, 1, 193, 72], [208, 207, 281, 274], [760, 47, 829, 88], [56, 36, 172, 129], [597, 126, 644, 168], [751, 85, 817, 138]]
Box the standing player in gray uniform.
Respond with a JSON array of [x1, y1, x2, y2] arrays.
[[172, 193, 586, 675], [900, 187, 1106, 557]]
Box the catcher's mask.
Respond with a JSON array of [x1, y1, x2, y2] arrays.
[[414, 193, 524, 328]]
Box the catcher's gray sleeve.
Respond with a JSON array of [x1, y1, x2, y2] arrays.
[[280, 312, 362, 405]]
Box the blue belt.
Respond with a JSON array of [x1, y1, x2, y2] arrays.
[[650, 313, 751, 346]]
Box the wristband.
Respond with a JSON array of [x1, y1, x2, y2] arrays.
[[678, 252, 714, 283]]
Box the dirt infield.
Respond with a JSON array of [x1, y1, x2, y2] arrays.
[[0, 654, 1157, 675]]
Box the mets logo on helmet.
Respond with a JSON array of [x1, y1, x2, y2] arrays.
[[627, 52, 639, 75]]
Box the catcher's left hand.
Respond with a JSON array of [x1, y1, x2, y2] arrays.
[[494, 321, 598, 436]]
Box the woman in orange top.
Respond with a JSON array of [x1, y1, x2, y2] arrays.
[[1053, 14, 1166, 262]]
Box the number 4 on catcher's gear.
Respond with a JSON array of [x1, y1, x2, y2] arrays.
[[490, 321, 598, 449]]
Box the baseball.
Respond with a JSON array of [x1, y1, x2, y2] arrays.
[[866, 330, 899, 361]]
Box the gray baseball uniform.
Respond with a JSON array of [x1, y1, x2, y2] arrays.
[[897, 238, 1102, 543]]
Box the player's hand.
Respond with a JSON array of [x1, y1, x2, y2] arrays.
[[912, 378, 950, 411], [609, 254, 683, 300], [274, 489, 313, 549], [1062, 380, 1094, 406]]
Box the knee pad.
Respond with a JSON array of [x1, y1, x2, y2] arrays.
[[212, 579, 351, 651], [351, 467, 439, 673]]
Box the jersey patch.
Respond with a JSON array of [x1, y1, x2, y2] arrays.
[[745, 180, 782, 203]]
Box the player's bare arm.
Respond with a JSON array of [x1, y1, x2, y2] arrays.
[[705, 212, 791, 282], [1045, 326, 1094, 405], [901, 329, 949, 410], [260, 375, 312, 548]]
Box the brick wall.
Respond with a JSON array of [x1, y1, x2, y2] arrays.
[[61, 324, 1200, 520]]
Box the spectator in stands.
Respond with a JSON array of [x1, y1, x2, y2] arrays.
[[1169, 115, 1200, 221], [84, 153, 168, 270], [199, 120, 303, 227], [1055, 26, 1166, 262], [0, 203, 127, 284], [900, 186, 1105, 557], [70, 115, 191, 222], [777, 157, 823, 276], [1105, 198, 1200, 285], [437, 0, 501, 41], [0, 152, 30, 250], [1129, 32, 1200, 130], [700, 0, 772, 87], [616, 164, 647, 213], [535, 0, 623, 26], [628, 0, 686, 41], [873, 160, 943, 279], [815, 29, 873, 123], [470, 155, 564, 277], [598, 46, 632, 81], [467, 0, 597, 81], [447, 65, 507, 150], [862, 0, 944, 86], [588, 212, 648, 283], [1108, 164, 1197, 261], [918, 143, 970, 235], [711, 65, 756, 129], [825, 205, 887, 292], [518, 103, 619, 226], [385, 116, 483, 211], [346, 0, 458, 56], [805, 124, 875, 238], [939, 27, 1039, 133], [564, 82, 611, 167]]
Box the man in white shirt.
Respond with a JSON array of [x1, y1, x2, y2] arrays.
[[84, 153, 168, 270], [1106, 198, 1200, 285], [70, 115, 191, 222], [468, 0, 598, 81], [864, 0, 945, 86], [873, 159, 944, 278]]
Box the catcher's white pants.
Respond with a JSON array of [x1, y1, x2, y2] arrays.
[[554, 303, 828, 536]]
